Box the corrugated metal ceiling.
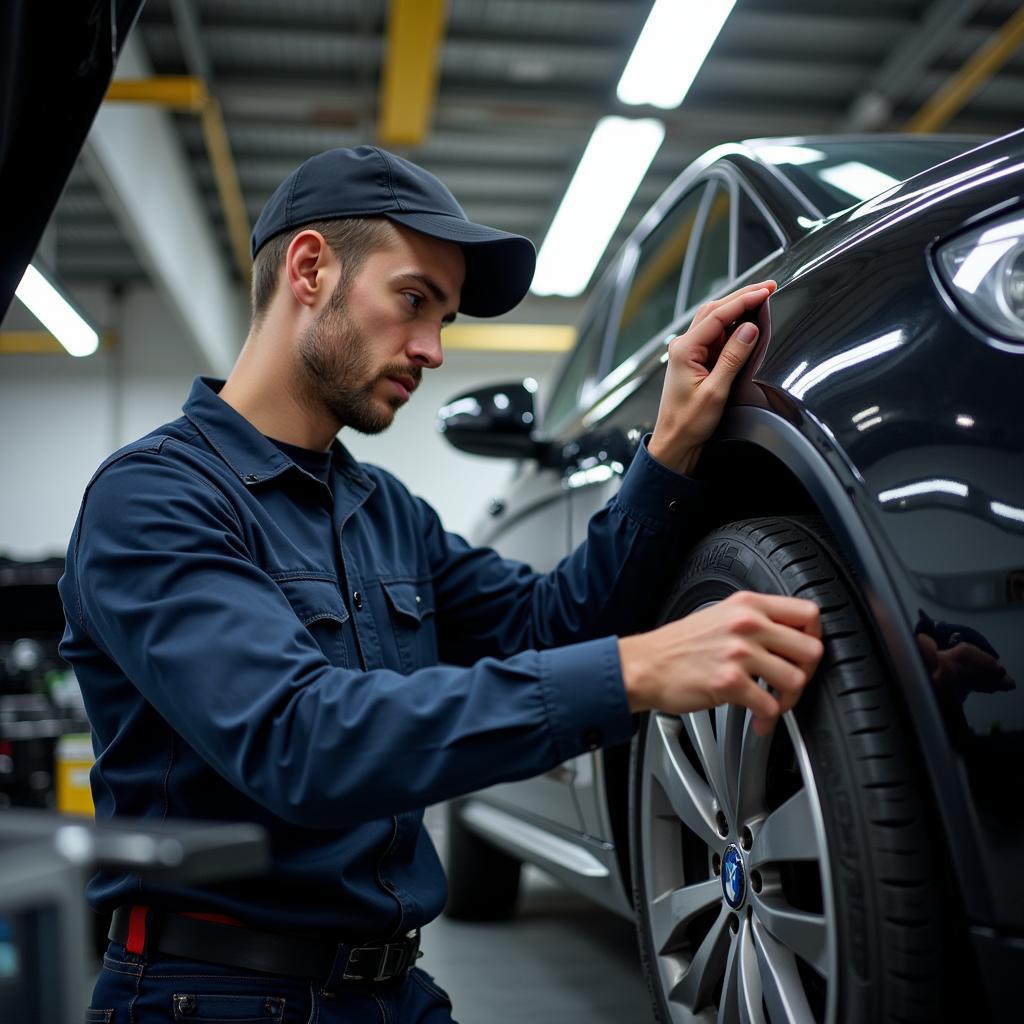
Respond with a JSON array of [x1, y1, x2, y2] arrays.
[[50, 0, 1024, 312]]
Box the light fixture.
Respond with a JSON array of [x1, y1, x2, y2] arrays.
[[14, 264, 99, 357], [532, 116, 665, 297], [617, 0, 737, 109]]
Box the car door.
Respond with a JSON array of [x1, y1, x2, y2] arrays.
[[564, 179, 715, 839], [472, 279, 617, 832], [568, 170, 784, 840]]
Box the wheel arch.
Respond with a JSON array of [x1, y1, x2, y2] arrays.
[[601, 406, 984, 931]]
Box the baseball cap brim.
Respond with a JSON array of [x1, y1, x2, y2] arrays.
[[388, 211, 536, 318]]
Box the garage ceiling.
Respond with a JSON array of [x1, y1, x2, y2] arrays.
[[41, 0, 1024, 325]]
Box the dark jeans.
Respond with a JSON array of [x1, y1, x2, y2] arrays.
[[88, 942, 458, 1023]]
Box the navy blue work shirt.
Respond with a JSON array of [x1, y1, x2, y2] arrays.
[[59, 377, 705, 937]]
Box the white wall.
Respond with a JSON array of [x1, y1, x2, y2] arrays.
[[0, 287, 564, 558]]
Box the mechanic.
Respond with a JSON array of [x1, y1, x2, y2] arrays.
[[60, 146, 823, 1022]]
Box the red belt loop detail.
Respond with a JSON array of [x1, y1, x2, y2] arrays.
[[125, 905, 150, 955]]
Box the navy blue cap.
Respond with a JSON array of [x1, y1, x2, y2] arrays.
[[250, 146, 536, 317]]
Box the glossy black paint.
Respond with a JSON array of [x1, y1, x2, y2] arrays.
[[441, 130, 1024, 1006], [0, 0, 147, 318], [747, 139, 1024, 934], [437, 380, 555, 463]]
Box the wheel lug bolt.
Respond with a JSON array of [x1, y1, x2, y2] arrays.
[[741, 826, 753, 850], [716, 811, 729, 837], [751, 870, 762, 894]]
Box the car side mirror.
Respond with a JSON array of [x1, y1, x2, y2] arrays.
[[437, 380, 553, 463]]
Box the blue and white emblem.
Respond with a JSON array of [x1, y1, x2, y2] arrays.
[[721, 844, 745, 909]]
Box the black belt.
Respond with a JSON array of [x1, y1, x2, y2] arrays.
[[108, 907, 421, 983]]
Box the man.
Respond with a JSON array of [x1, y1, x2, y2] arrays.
[[61, 146, 822, 1022]]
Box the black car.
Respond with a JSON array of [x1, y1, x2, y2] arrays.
[[439, 133, 1024, 1023]]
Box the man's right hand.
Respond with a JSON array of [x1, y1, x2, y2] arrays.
[[619, 591, 824, 735]]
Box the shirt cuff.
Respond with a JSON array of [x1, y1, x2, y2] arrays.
[[612, 434, 708, 530], [538, 636, 635, 761]]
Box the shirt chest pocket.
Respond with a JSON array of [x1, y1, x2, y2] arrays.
[[275, 577, 351, 668], [380, 579, 437, 674]]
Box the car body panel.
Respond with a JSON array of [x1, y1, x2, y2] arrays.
[[448, 131, 1024, 1012]]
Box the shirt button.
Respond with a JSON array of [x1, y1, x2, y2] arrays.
[[245, 473, 259, 483], [176, 994, 197, 1015], [583, 728, 602, 751], [668, 499, 680, 514], [353, 591, 364, 610]]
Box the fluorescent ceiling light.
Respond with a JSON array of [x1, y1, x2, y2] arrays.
[[617, 0, 736, 109], [532, 116, 665, 297], [818, 162, 901, 203], [15, 264, 99, 357]]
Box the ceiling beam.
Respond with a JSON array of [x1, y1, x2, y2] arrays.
[[0, 331, 116, 355], [442, 324, 575, 353], [84, 35, 245, 376], [378, 0, 448, 147], [907, 4, 1024, 132], [838, 0, 986, 130]]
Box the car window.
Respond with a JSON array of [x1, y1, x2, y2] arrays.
[[610, 185, 707, 370], [685, 181, 732, 307], [736, 186, 781, 274], [543, 284, 614, 433]]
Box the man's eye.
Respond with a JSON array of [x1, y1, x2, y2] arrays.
[[403, 292, 424, 310]]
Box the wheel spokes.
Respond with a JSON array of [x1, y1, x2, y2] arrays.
[[682, 710, 731, 821], [751, 891, 829, 978], [667, 905, 732, 1012], [650, 713, 721, 849], [715, 702, 745, 826], [734, 715, 772, 826], [751, 915, 817, 1024], [719, 914, 765, 1024], [649, 878, 723, 955], [749, 788, 819, 868]]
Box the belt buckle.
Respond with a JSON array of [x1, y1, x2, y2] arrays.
[[341, 931, 417, 982]]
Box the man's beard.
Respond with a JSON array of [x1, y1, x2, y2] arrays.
[[296, 284, 420, 436]]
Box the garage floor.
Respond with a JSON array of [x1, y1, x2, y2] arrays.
[[420, 807, 653, 1024]]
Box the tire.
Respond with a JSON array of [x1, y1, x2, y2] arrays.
[[442, 798, 522, 920], [629, 517, 947, 1024]]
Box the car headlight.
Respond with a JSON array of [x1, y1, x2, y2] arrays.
[[936, 211, 1024, 342]]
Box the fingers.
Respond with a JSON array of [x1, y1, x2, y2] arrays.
[[729, 590, 822, 638], [692, 280, 776, 327], [715, 590, 824, 729]]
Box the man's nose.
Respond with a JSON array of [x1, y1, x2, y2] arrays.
[[406, 328, 444, 370]]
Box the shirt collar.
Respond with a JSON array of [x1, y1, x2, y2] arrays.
[[182, 376, 371, 490]]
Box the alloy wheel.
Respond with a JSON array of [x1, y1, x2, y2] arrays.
[[637, 703, 837, 1023]]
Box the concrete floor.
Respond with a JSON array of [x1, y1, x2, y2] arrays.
[[421, 807, 654, 1024]]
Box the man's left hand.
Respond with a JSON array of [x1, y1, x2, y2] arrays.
[[648, 280, 777, 475]]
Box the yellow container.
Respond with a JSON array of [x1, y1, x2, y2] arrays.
[[56, 733, 95, 817]]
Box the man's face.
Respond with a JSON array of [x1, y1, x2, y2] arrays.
[[296, 225, 464, 435]]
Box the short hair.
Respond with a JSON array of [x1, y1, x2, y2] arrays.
[[249, 217, 395, 323]]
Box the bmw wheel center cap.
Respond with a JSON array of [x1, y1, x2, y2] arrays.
[[722, 844, 746, 909]]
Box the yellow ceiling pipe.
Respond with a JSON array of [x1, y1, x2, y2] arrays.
[[378, 0, 448, 146], [105, 76, 252, 285], [441, 323, 576, 353], [906, 5, 1024, 132]]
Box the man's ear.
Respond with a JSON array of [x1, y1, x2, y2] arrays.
[[285, 230, 339, 309]]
